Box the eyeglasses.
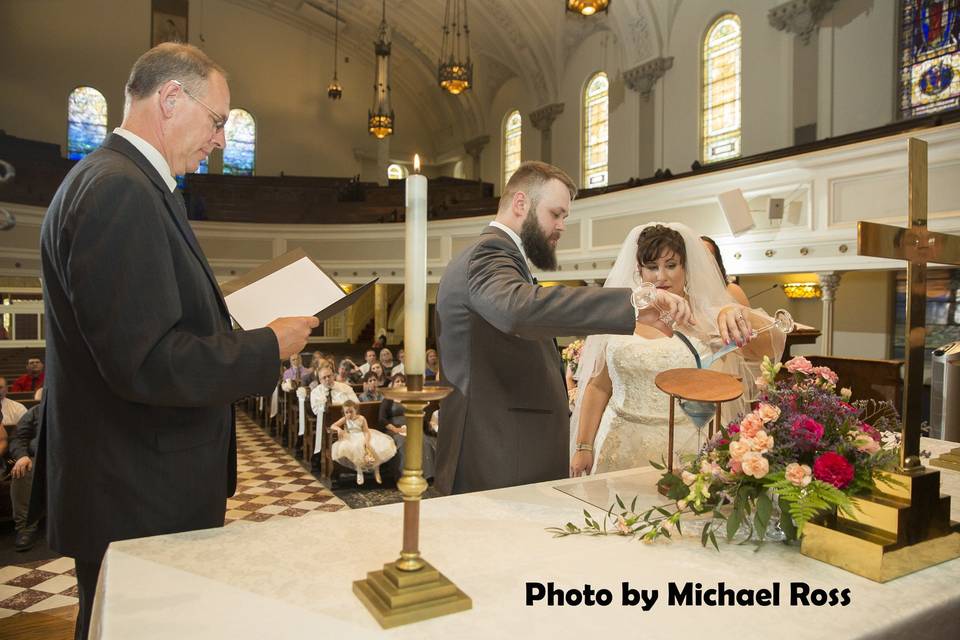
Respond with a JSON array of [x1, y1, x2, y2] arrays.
[[170, 80, 227, 133]]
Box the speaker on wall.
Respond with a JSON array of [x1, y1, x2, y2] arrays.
[[717, 188, 754, 236]]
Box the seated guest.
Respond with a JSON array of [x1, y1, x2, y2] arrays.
[[369, 362, 388, 388], [425, 349, 440, 381], [10, 358, 44, 393], [0, 377, 27, 427], [701, 235, 749, 306], [282, 353, 313, 386], [379, 348, 395, 374], [358, 349, 378, 375], [358, 372, 384, 403], [309, 365, 359, 416], [9, 405, 41, 551], [391, 349, 405, 377], [372, 332, 388, 350], [329, 400, 396, 485], [336, 359, 361, 385], [380, 374, 436, 480]]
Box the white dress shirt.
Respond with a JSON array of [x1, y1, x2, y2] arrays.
[[309, 381, 359, 416], [1, 397, 27, 427], [113, 128, 178, 193]]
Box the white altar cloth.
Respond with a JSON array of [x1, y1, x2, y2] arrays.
[[91, 438, 960, 640]]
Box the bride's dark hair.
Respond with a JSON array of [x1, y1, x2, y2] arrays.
[[636, 224, 686, 266]]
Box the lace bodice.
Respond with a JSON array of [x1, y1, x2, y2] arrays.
[[605, 333, 705, 421], [591, 333, 705, 473]]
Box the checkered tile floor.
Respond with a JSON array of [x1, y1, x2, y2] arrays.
[[0, 410, 347, 619]]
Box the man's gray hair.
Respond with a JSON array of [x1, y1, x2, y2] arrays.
[[125, 42, 226, 103]]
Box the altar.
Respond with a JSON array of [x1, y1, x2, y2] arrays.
[[90, 438, 960, 640]]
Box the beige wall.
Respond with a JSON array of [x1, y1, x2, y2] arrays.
[[739, 270, 893, 360]]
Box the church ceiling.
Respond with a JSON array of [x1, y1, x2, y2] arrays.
[[227, 0, 657, 145]]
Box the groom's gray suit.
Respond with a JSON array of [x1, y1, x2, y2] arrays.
[[435, 225, 636, 495]]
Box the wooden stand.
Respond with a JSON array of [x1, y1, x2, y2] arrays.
[[654, 368, 743, 494]]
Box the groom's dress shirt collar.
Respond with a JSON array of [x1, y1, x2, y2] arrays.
[[488, 221, 528, 264]]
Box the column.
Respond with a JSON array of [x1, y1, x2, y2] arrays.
[[374, 283, 389, 344], [463, 135, 490, 181], [376, 137, 391, 186], [818, 271, 842, 355], [528, 103, 564, 164], [623, 57, 672, 178]]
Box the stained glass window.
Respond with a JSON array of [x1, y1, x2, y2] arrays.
[[67, 87, 108, 161], [223, 108, 255, 176], [702, 14, 742, 164], [387, 163, 406, 180], [503, 110, 522, 189], [583, 72, 609, 188], [899, 0, 960, 118]]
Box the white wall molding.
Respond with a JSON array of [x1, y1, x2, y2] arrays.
[[4, 123, 959, 284]]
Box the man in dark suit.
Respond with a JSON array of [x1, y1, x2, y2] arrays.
[[38, 43, 318, 639], [435, 162, 691, 495]]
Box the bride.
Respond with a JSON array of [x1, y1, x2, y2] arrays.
[[569, 222, 785, 476]]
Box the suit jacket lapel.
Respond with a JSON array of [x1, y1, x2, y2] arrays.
[[483, 225, 535, 283], [102, 135, 231, 323]]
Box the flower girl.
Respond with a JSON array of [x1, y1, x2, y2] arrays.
[[329, 400, 397, 485]]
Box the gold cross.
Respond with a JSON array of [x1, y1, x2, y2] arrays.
[[857, 138, 960, 471]]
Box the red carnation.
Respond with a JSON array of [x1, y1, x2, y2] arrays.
[[813, 452, 855, 489]]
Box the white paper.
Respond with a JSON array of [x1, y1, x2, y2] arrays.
[[224, 257, 344, 329]]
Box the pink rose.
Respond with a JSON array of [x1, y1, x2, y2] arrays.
[[785, 356, 814, 374], [785, 462, 812, 487], [813, 452, 854, 489], [741, 452, 769, 479], [727, 423, 740, 434], [728, 439, 751, 461], [728, 459, 743, 474], [853, 433, 880, 454], [740, 413, 764, 438], [813, 366, 839, 385], [791, 415, 825, 446], [750, 430, 775, 454], [755, 376, 769, 391], [756, 403, 781, 424]]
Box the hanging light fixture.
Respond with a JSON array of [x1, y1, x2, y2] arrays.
[[565, 0, 610, 16], [368, 0, 394, 138], [327, 0, 343, 100], [438, 0, 472, 95]]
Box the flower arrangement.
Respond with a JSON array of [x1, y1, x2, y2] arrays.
[[561, 339, 585, 375], [549, 356, 903, 548]]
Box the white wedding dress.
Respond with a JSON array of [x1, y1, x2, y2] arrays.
[[593, 333, 706, 473]]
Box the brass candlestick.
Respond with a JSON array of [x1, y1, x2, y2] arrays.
[[353, 375, 472, 628]]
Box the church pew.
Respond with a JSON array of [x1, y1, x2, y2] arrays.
[[807, 355, 903, 412]]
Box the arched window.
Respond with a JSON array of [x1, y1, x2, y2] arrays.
[[387, 163, 407, 180], [702, 14, 742, 164], [223, 108, 255, 175], [898, 1, 960, 118], [67, 87, 108, 161], [502, 110, 522, 189], [582, 72, 609, 188]]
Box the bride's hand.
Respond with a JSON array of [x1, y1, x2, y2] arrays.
[[718, 305, 753, 346], [651, 290, 693, 327], [570, 450, 594, 477]]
